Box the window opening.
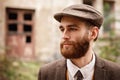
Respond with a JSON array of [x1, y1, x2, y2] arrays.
[[8, 24, 17, 32], [26, 36, 31, 43], [8, 12, 17, 20], [24, 13, 32, 20], [24, 24, 32, 32], [83, 0, 93, 6]]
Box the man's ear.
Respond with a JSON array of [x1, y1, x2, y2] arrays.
[[89, 27, 99, 41]]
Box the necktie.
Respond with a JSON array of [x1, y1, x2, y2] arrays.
[[76, 70, 83, 80]]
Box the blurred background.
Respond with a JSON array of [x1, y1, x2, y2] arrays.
[[0, 0, 120, 80]]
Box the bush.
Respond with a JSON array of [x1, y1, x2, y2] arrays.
[[0, 54, 40, 80], [98, 37, 120, 63]]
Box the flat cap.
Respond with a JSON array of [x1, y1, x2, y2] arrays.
[[54, 4, 104, 28]]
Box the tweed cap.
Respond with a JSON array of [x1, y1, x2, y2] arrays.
[[54, 4, 104, 28]]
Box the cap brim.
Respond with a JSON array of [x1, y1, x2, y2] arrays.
[[54, 13, 71, 22]]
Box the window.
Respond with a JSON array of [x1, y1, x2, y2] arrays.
[[8, 24, 17, 32], [24, 24, 32, 32], [6, 8, 34, 43], [26, 36, 31, 43], [24, 13, 32, 20], [8, 12, 17, 20], [6, 8, 35, 58], [83, 0, 94, 6]]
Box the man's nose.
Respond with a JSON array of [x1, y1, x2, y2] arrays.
[[62, 30, 70, 40]]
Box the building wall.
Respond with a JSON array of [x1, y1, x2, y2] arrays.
[[0, 0, 84, 61], [0, 0, 5, 54], [115, 0, 120, 35], [0, 0, 119, 61]]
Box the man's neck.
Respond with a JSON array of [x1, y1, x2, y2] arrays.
[[70, 49, 93, 68]]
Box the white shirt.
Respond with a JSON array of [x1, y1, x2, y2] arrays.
[[67, 53, 95, 80]]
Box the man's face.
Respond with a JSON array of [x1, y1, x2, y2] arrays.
[[59, 16, 90, 59]]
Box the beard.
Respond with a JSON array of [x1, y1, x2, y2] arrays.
[[60, 36, 90, 59]]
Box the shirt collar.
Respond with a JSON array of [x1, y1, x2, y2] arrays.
[[67, 53, 95, 79]]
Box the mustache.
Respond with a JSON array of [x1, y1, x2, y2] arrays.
[[61, 41, 75, 45]]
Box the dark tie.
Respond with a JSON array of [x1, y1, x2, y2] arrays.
[[76, 70, 83, 80]]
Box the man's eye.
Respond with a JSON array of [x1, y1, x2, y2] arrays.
[[69, 28, 77, 31]]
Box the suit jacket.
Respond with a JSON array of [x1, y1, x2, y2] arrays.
[[38, 56, 120, 80]]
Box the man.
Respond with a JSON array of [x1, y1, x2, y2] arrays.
[[38, 4, 120, 80]]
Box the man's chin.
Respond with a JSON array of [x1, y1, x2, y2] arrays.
[[61, 52, 80, 59], [62, 45, 73, 50], [61, 50, 87, 59]]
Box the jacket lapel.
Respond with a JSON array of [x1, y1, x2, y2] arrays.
[[55, 58, 67, 80], [94, 56, 108, 80]]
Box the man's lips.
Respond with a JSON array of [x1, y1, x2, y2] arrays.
[[63, 44, 72, 45], [62, 43, 73, 47]]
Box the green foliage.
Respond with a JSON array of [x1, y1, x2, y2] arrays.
[[100, 2, 120, 63], [103, 2, 115, 32], [99, 37, 120, 62], [0, 55, 40, 80]]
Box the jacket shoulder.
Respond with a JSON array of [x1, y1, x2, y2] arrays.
[[38, 58, 66, 80], [96, 57, 120, 79], [40, 58, 66, 71], [102, 58, 120, 71]]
